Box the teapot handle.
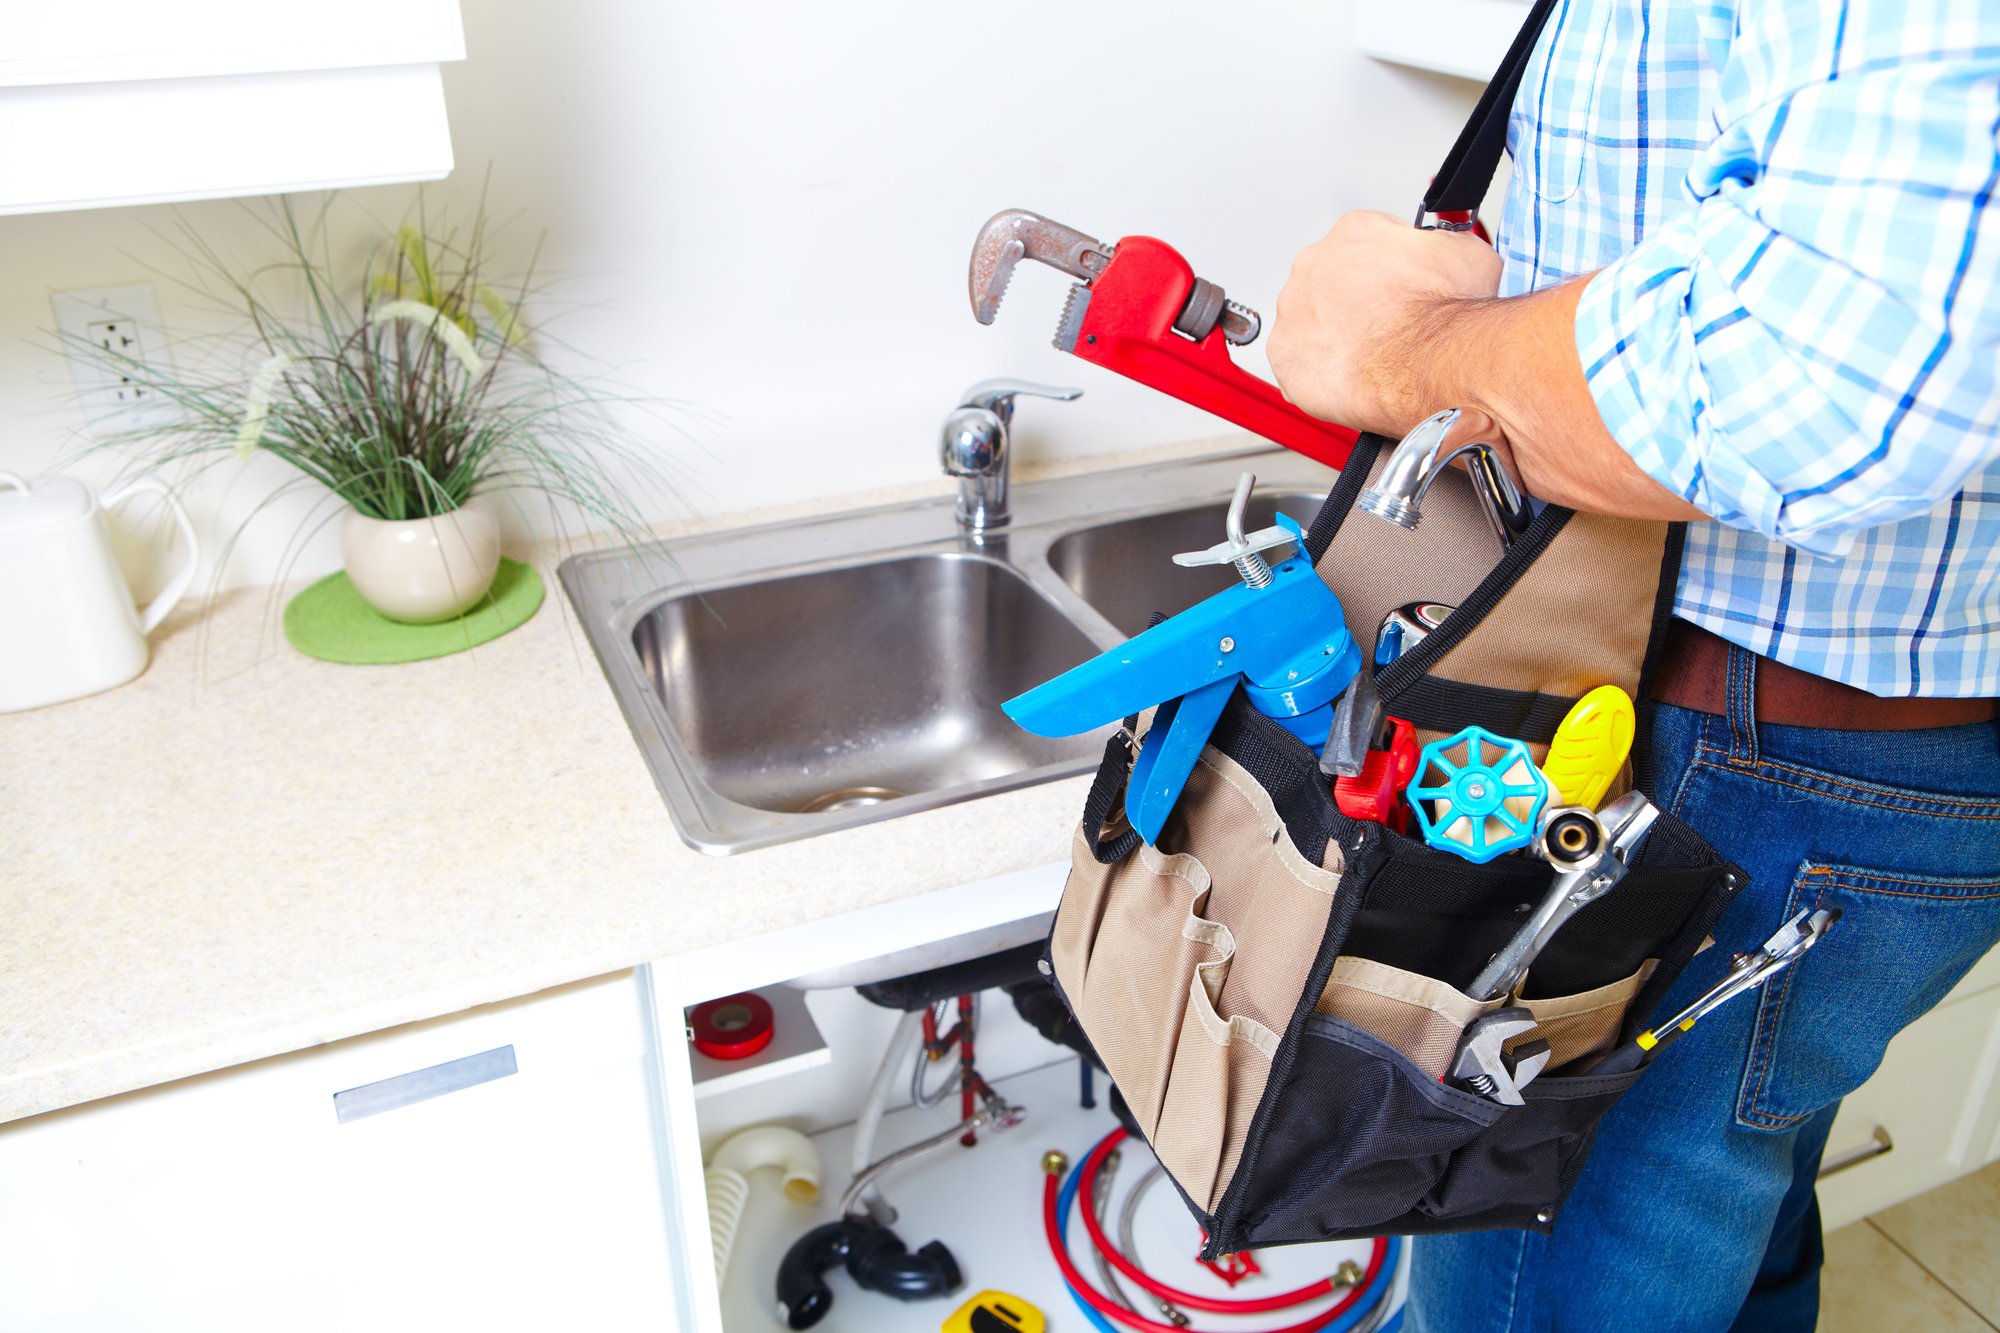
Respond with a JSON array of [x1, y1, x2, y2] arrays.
[[101, 475, 200, 634]]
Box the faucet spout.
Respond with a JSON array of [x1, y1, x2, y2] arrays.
[[939, 378, 1082, 532], [1357, 408, 1534, 550]]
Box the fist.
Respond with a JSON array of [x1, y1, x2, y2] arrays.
[[1268, 210, 1503, 433]]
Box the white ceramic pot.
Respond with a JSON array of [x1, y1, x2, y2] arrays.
[[340, 495, 501, 624], [0, 471, 199, 712]]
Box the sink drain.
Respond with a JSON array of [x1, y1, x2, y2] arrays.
[[798, 786, 906, 814]]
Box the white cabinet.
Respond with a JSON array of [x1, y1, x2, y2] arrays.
[[1356, 0, 1532, 83], [0, 971, 684, 1332], [0, 1, 463, 214], [2, 869, 1993, 1333], [1818, 955, 2000, 1230]]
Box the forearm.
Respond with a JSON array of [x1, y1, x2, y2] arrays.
[[1399, 277, 1708, 522], [1267, 213, 1706, 523]]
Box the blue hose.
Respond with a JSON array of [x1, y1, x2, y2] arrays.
[[1055, 1151, 1402, 1333]]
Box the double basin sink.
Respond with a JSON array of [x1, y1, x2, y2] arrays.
[[559, 448, 1332, 853]]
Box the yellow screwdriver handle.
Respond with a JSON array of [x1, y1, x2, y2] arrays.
[[1544, 685, 1636, 809]]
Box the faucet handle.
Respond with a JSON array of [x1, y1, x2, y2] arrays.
[[1172, 471, 1298, 589], [956, 378, 1083, 422]]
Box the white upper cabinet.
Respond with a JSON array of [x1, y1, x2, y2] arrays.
[[0, 0, 465, 215], [1356, 0, 1529, 83]]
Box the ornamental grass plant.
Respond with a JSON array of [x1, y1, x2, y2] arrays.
[[71, 191, 686, 600]]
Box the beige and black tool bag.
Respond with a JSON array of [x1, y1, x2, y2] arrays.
[[1045, 434, 1744, 1255], [1040, 0, 1748, 1253]]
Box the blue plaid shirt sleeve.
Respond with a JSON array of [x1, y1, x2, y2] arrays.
[[1572, 0, 2000, 559]]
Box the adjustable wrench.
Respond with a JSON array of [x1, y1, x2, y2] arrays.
[[1450, 1008, 1552, 1106], [968, 209, 1360, 469], [1466, 790, 1661, 1002]]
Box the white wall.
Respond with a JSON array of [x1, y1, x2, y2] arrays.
[[0, 0, 1484, 595]]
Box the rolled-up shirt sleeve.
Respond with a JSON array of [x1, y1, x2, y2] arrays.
[[1573, 3, 2000, 559]]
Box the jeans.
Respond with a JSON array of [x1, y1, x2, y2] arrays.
[[1405, 645, 2000, 1333]]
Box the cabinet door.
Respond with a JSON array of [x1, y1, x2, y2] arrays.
[[1818, 984, 2000, 1231], [0, 972, 680, 1332]]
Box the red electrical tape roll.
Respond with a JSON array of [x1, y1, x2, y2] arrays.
[[689, 992, 775, 1060]]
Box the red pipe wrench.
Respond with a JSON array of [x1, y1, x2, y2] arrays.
[[968, 209, 1359, 471]]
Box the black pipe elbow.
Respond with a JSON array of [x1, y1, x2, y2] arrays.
[[848, 1231, 962, 1300], [776, 1218, 961, 1329]]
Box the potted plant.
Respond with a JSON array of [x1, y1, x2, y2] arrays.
[[80, 195, 672, 625]]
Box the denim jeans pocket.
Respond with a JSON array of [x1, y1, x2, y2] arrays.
[[1736, 859, 2000, 1130]]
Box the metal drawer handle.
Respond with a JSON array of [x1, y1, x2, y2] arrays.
[[1817, 1125, 1894, 1178], [333, 1045, 517, 1123]]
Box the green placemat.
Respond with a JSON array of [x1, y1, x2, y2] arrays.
[[284, 558, 545, 664]]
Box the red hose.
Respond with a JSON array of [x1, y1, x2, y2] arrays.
[[1079, 1128, 1356, 1314], [1041, 1130, 1389, 1333]]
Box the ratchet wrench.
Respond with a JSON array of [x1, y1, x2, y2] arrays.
[[1465, 789, 1661, 1002]]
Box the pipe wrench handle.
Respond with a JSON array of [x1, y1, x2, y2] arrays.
[[1069, 237, 1360, 470]]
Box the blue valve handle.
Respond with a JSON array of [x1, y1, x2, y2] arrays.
[[1407, 726, 1551, 864], [1004, 513, 1360, 844]]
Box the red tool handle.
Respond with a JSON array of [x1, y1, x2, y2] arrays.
[[1072, 236, 1359, 470]]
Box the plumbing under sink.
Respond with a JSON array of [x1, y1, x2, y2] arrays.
[[630, 552, 1101, 820]]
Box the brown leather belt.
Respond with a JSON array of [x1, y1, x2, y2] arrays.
[[1650, 620, 1998, 731]]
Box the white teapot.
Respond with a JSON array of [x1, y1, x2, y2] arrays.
[[0, 471, 199, 712]]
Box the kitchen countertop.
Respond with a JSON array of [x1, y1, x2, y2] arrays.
[[0, 434, 1257, 1126]]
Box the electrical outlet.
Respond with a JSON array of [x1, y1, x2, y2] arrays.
[[50, 284, 180, 437]]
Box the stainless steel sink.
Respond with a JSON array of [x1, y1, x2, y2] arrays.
[[630, 553, 1101, 818], [1046, 489, 1325, 638], [560, 447, 1336, 853]]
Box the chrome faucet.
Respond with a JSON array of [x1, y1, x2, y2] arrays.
[[1357, 407, 1534, 550], [940, 378, 1082, 532]]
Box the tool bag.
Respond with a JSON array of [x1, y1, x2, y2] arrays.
[[1039, 0, 1745, 1254]]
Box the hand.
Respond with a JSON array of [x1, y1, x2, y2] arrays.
[[1268, 210, 1503, 436]]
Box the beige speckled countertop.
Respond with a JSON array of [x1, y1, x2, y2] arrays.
[[0, 435, 1256, 1126]]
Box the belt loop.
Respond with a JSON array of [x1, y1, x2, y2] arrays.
[[1725, 643, 1760, 767]]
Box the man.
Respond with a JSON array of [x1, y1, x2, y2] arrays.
[[1267, 1, 2000, 1329]]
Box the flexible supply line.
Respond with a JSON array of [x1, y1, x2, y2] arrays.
[[852, 1010, 924, 1222], [1091, 1150, 1185, 1326], [839, 1098, 1025, 1220], [1041, 1130, 1395, 1333], [704, 1124, 822, 1285], [1079, 1128, 1360, 1315], [1116, 1162, 1189, 1328]]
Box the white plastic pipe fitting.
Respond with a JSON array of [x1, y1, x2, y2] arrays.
[[705, 1124, 823, 1286]]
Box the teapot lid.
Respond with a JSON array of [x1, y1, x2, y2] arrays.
[[0, 474, 94, 538]]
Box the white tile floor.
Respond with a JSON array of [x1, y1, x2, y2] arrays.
[[1820, 1161, 2000, 1332]]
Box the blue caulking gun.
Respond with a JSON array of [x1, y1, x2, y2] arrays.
[[1004, 473, 1360, 844]]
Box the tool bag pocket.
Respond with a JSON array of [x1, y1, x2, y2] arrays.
[[1049, 706, 1739, 1251], [1042, 437, 1745, 1252]]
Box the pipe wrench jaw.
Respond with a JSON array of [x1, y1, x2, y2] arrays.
[[968, 209, 1356, 467], [968, 209, 1115, 327]]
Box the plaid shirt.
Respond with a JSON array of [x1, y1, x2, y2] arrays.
[[1498, 0, 2000, 696]]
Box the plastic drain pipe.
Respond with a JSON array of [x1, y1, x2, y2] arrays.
[[706, 1125, 823, 1286]]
